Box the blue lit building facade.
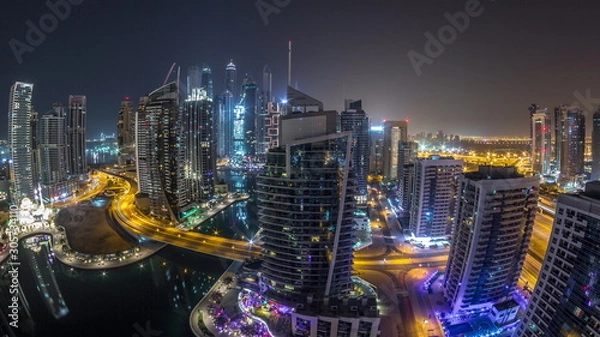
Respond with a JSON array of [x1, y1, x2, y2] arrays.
[[517, 181, 600, 337], [444, 166, 539, 315]]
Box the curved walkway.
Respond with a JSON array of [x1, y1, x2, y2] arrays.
[[0, 221, 164, 270]]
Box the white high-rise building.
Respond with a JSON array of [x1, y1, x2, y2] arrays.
[[516, 181, 600, 337], [444, 166, 539, 314], [8, 82, 35, 201], [409, 156, 463, 239]]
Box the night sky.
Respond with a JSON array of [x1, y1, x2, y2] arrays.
[[1, 0, 600, 139]]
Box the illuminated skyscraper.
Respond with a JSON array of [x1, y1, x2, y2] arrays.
[[409, 156, 462, 239], [529, 104, 551, 174], [516, 181, 600, 337], [216, 91, 235, 158], [444, 166, 539, 314], [67, 95, 87, 176], [257, 65, 274, 157], [187, 65, 200, 96], [257, 110, 380, 336], [200, 64, 213, 98], [369, 126, 384, 175], [136, 82, 186, 221], [341, 99, 370, 196], [556, 107, 585, 184], [8, 81, 35, 201], [39, 110, 67, 185], [592, 109, 600, 181], [184, 88, 216, 201], [383, 120, 408, 180], [241, 75, 258, 158], [225, 59, 237, 99], [117, 98, 135, 165], [398, 141, 418, 214]]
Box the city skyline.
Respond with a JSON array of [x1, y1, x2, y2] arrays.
[[2, 1, 600, 138]]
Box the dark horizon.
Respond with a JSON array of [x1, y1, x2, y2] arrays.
[[2, 0, 600, 139]]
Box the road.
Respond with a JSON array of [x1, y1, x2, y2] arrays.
[[100, 171, 262, 261]]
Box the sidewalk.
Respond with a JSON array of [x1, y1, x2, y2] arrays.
[[181, 194, 250, 231], [189, 260, 244, 337], [0, 224, 165, 270]]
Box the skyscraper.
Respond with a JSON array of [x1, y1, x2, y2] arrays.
[[529, 104, 551, 175], [341, 99, 370, 196], [38, 106, 76, 202], [187, 65, 201, 96], [383, 120, 408, 180], [256, 65, 274, 157], [557, 107, 585, 184], [409, 156, 462, 239], [257, 110, 380, 336], [516, 181, 600, 337], [216, 91, 235, 158], [241, 75, 258, 158], [444, 166, 539, 314], [225, 59, 237, 99], [262, 64, 272, 105], [117, 98, 135, 165], [398, 141, 418, 214], [200, 64, 213, 98], [67, 95, 87, 177], [8, 82, 35, 201], [592, 109, 600, 181], [136, 82, 186, 221], [39, 110, 67, 185], [184, 87, 216, 201], [369, 126, 384, 175]]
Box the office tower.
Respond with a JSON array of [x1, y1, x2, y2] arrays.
[[225, 59, 237, 99], [529, 104, 551, 175], [187, 65, 201, 96], [136, 82, 186, 221], [444, 166, 539, 314], [184, 87, 216, 201], [117, 98, 135, 166], [258, 110, 380, 336], [241, 75, 258, 158], [67, 95, 87, 177], [200, 64, 213, 98], [8, 82, 35, 201], [592, 109, 600, 181], [516, 181, 600, 337], [557, 107, 585, 184], [216, 91, 235, 158], [369, 125, 384, 175], [341, 99, 370, 196], [382, 120, 408, 180], [398, 141, 418, 213], [409, 156, 462, 239]]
